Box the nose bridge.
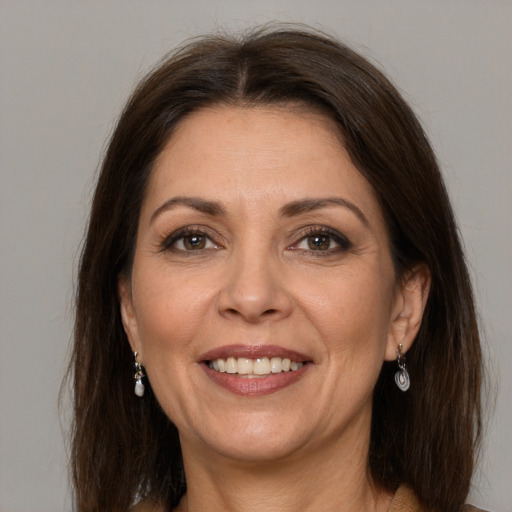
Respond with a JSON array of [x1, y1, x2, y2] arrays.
[[218, 234, 291, 322]]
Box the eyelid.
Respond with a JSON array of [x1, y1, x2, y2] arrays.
[[158, 224, 351, 255], [159, 225, 222, 253], [287, 226, 352, 252]]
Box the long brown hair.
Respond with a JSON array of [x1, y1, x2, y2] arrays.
[[69, 26, 483, 511]]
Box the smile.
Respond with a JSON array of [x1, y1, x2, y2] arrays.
[[200, 345, 311, 396], [207, 357, 304, 377]]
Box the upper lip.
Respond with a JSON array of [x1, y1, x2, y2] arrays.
[[198, 344, 311, 363]]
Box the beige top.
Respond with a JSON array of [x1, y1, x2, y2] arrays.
[[388, 485, 428, 511], [134, 485, 488, 511], [389, 485, 487, 512]]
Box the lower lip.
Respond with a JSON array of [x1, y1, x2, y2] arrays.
[[201, 363, 310, 396]]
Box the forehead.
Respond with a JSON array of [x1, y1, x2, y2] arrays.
[[142, 105, 384, 226], [156, 104, 344, 170]]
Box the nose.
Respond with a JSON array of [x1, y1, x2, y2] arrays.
[[217, 247, 293, 324]]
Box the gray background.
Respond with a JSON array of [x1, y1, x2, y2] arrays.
[[0, 1, 510, 511]]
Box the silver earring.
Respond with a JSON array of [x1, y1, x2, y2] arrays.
[[134, 351, 145, 397], [394, 344, 410, 392]]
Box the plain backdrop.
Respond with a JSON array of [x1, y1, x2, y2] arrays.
[[0, 1, 510, 511]]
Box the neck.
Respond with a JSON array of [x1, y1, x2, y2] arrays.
[[174, 416, 392, 512]]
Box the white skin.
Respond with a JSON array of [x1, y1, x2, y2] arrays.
[[119, 105, 430, 512]]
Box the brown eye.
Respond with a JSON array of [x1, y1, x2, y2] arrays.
[[307, 235, 331, 250], [289, 228, 352, 255], [183, 235, 206, 250], [162, 229, 220, 253]]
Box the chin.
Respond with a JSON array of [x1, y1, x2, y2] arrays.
[[182, 412, 312, 464], [207, 435, 307, 464]]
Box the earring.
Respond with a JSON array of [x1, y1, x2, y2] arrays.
[[394, 344, 410, 392], [134, 351, 145, 397]]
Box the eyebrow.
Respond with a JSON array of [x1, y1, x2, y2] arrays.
[[150, 196, 226, 223], [150, 195, 369, 226], [280, 197, 369, 226]]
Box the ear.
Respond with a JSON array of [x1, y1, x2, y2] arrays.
[[118, 276, 143, 361], [385, 264, 431, 361]]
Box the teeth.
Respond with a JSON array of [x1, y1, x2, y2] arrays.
[[237, 358, 252, 374], [253, 357, 270, 375], [226, 357, 237, 374], [270, 357, 282, 373], [207, 357, 304, 375]]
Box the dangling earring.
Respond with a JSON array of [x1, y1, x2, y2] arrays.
[[134, 351, 145, 397], [394, 344, 410, 392]]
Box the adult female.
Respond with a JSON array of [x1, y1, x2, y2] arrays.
[[70, 27, 484, 511]]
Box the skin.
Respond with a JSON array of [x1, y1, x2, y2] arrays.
[[120, 105, 430, 512]]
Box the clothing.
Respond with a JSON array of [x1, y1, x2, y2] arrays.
[[390, 485, 488, 512], [134, 485, 489, 511], [389, 485, 427, 511]]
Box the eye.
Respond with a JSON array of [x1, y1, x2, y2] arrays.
[[290, 227, 352, 254], [160, 227, 221, 253], [304, 234, 332, 251], [175, 234, 213, 251]]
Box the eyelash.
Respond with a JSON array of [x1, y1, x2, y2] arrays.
[[159, 226, 221, 254], [288, 226, 352, 256], [159, 226, 352, 256]]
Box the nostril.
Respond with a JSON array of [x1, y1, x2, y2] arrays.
[[218, 283, 293, 323], [222, 307, 280, 322]]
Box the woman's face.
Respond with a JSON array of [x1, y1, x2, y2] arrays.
[[120, 105, 416, 464]]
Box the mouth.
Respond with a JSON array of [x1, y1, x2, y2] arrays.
[[199, 345, 311, 396], [207, 356, 304, 377]]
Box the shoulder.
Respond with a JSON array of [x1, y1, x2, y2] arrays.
[[462, 506, 489, 512]]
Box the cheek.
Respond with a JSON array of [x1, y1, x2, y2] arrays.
[[129, 269, 213, 423], [297, 265, 394, 358], [132, 267, 215, 356]]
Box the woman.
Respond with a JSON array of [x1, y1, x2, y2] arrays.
[[70, 27, 485, 511]]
